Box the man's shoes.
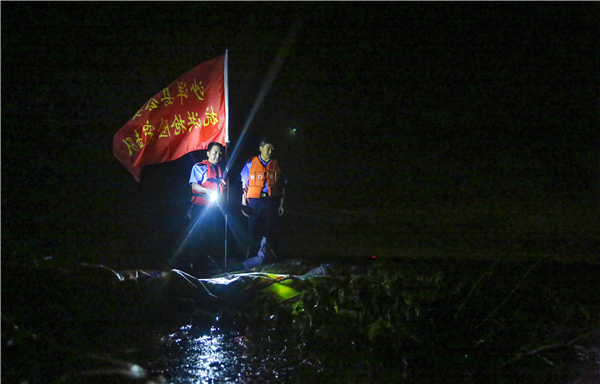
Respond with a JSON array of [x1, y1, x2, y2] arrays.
[[243, 254, 265, 270]]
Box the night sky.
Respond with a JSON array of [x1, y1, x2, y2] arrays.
[[2, 3, 598, 268]]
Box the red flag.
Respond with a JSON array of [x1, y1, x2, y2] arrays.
[[113, 52, 228, 181]]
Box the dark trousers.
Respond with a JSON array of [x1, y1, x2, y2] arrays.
[[173, 203, 224, 276], [247, 197, 280, 258]]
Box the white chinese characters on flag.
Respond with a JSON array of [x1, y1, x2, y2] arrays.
[[113, 52, 228, 181]]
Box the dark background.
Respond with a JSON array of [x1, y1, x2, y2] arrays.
[[2, 3, 598, 269]]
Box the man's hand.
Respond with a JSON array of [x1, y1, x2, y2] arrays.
[[242, 205, 250, 218], [209, 191, 221, 205], [241, 190, 249, 218], [278, 190, 285, 217]]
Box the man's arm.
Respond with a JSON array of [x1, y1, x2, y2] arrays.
[[278, 188, 285, 216], [190, 164, 208, 195], [191, 183, 213, 196], [278, 166, 288, 216], [240, 161, 250, 217]]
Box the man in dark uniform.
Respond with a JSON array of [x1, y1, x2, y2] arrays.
[[240, 138, 287, 269], [172, 142, 225, 275]]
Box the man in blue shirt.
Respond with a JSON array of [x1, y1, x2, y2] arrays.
[[172, 142, 225, 276], [240, 138, 287, 269]]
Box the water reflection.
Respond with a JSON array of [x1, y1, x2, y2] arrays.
[[154, 325, 243, 383]]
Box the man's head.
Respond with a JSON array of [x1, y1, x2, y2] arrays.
[[258, 139, 275, 162], [206, 142, 224, 165]]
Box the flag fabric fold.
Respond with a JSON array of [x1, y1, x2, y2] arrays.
[[113, 52, 228, 181]]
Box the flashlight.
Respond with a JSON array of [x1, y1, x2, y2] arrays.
[[210, 191, 219, 203]]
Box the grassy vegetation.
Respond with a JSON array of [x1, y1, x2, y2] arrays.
[[205, 257, 599, 383]]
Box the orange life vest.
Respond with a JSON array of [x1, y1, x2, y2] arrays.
[[191, 160, 224, 206], [246, 157, 283, 198]]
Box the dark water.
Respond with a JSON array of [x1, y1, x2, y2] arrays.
[[149, 326, 309, 383]]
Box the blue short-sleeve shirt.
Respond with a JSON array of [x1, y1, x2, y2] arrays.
[[189, 163, 208, 186]]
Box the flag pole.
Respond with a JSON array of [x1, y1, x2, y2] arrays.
[[224, 49, 230, 268], [224, 145, 229, 268]]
